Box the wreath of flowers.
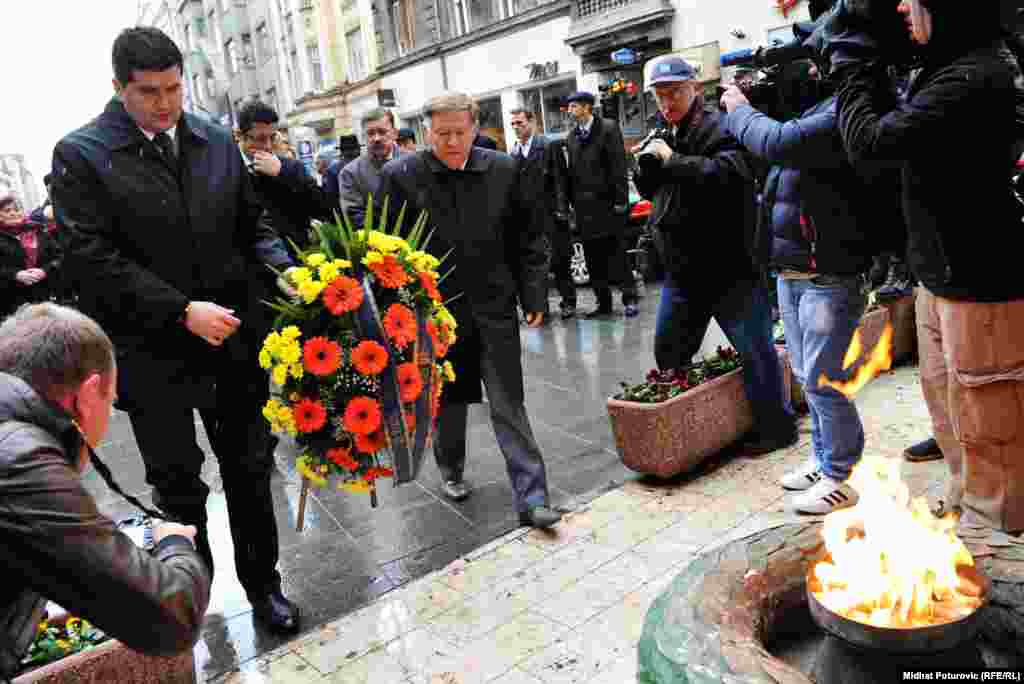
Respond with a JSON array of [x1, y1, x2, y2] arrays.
[[260, 198, 457, 499]]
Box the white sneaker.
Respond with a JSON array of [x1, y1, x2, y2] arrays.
[[780, 460, 823, 491], [791, 477, 859, 515]]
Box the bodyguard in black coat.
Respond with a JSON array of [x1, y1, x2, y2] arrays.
[[378, 93, 561, 529], [50, 28, 300, 632], [564, 92, 637, 317], [508, 108, 575, 317]]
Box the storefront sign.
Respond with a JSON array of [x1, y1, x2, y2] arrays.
[[525, 61, 559, 81], [611, 48, 638, 65]]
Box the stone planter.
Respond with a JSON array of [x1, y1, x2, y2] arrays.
[[608, 368, 754, 479], [13, 639, 195, 684]]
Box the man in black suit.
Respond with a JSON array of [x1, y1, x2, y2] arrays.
[[564, 92, 637, 318], [473, 132, 499, 150], [509, 108, 575, 319]]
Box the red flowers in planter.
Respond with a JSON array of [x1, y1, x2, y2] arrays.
[[617, 347, 742, 404]]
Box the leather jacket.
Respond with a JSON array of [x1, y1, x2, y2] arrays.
[[0, 373, 210, 678]]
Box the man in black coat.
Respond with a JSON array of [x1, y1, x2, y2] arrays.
[[240, 101, 338, 259], [633, 55, 796, 453], [509, 107, 575, 319], [564, 92, 637, 318], [50, 27, 301, 632], [378, 93, 561, 529]]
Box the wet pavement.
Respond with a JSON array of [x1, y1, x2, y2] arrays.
[[86, 283, 720, 682]]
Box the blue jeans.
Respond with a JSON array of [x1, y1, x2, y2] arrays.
[[655, 274, 794, 436], [777, 276, 867, 481]]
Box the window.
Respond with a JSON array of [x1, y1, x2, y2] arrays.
[[225, 38, 238, 75], [266, 87, 279, 114], [450, 0, 469, 37], [241, 33, 255, 66], [308, 44, 324, 90], [519, 78, 576, 136], [392, 0, 415, 55], [192, 73, 204, 106], [575, 0, 630, 19], [183, 23, 192, 53], [256, 23, 271, 64], [346, 28, 367, 82]]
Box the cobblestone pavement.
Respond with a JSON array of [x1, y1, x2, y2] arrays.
[[84, 284, 942, 682]]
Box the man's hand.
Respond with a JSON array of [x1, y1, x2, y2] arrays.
[[15, 269, 46, 285], [184, 301, 241, 347], [152, 520, 198, 546], [525, 312, 545, 327], [639, 138, 673, 163], [720, 85, 750, 114], [250, 151, 283, 177]]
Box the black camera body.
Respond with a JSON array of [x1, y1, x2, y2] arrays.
[[116, 515, 156, 552], [635, 126, 675, 169]]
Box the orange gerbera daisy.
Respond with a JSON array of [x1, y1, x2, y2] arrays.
[[303, 337, 343, 376], [343, 396, 382, 436], [327, 447, 359, 471], [293, 398, 327, 433], [356, 429, 387, 454], [364, 465, 396, 482], [350, 340, 389, 376], [397, 362, 423, 403], [418, 271, 441, 302], [322, 275, 364, 314], [370, 254, 412, 289], [404, 407, 416, 434], [383, 303, 417, 350], [434, 322, 452, 358]]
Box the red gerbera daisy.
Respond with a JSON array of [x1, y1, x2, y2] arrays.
[[303, 337, 343, 376], [356, 429, 387, 454], [434, 322, 452, 358], [364, 465, 396, 482], [383, 303, 417, 350], [322, 275, 364, 314], [327, 447, 359, 471], [350, 340, 389, 376], [293, 398, 327, 433], [343, 396, 382, 436], [397, 362, 423, 403], [370, 254, 412, 289], [418, 271, 441, 302], [404, 407, 417, 434]]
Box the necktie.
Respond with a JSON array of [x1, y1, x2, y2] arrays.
[[154, 132, 177, 172]]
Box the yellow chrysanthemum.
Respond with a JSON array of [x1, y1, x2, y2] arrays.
[[289, 267, 313, 284], [258, 349, 272, 369], [55, 639, 71, 651], [362, 250, 385, 267], [262, 399, 282, 421], [296, 455, 327, 487], [289, 363, 304, 379], [336, 259, 352, 268], [318, 262, 340, 283], [272, 364, 289, 386], [66, 617, 82, 632], [281, 325, 302, 341], [442, 360, 456, 382], [407, 250, 441, 273], [297, 278, 325, 304], [436, 305, 457, 331], [365, 230, 408, 254], [305, 253, 327, 267], [279, 341, 302, 365], [263, 331, 283, 356], [340, 479, 373, 493]]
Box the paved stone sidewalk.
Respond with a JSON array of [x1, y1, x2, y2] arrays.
[[210, 364, 946, 683]]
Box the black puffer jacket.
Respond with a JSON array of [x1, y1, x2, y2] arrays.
[[0, 373, 210, 678], [0, 222, 62, 316], [634, 103, 759, 284], [836, 3, 1023, 301]]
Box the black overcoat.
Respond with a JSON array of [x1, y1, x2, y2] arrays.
[[565, 117, 629, 240], [378, 148, 549, 404], [51, 99, 292, 409]]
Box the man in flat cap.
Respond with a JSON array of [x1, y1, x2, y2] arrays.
[[564, 91, 637, 318], [396, 127, 417, 154]]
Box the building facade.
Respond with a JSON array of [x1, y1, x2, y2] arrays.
[[0, 154, 42, 212]]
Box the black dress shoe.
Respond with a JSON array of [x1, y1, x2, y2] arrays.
[[584, 306, 613, 319], [519, 506, 562, 529], [904, 437, 942, 462], [441, 479, 471, 501], [251, 589, 300, 633]]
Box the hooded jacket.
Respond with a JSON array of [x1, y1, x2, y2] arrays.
[[835, 2, 1024, 301], [0, 373, 210, 678]]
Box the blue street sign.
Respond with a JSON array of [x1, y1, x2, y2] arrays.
[[611, 48, 638, 65]]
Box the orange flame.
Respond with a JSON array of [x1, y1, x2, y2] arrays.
[[818, 322, 894, 398]]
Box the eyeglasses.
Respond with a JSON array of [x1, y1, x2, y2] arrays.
[[244, 133, 276, 146]]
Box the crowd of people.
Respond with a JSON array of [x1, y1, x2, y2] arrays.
[[2, 0, 1024, 675]]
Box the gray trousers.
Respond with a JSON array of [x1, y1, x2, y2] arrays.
[[435, 353, 550, 513]]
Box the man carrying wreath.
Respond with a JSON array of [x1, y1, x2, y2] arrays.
[[378, 92, 562, 529]]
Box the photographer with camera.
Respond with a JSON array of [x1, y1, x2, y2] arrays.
[[633, 55, 796, 455], [0, 303, 210, 680], [824, 0, 1024, 534], [721, 42, 885, 513]]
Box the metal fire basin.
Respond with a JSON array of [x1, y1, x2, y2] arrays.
[[806, 569, 991, 655]]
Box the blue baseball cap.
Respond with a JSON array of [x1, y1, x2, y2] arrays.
[[644, 55, 700, 89], [565, 91, 596, 105]]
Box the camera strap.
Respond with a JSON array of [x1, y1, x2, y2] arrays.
[[85, 441, 178, 523]]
